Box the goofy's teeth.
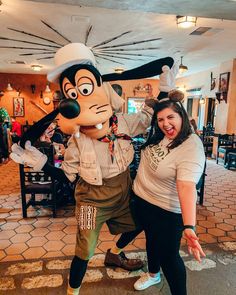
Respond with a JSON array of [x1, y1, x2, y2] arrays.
[[74, 126, 80, 138], [95, 123, 103, 130], [75, 131, 80, 138]]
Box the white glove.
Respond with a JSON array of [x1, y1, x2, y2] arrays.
[[159, 62, 179, 92], [10, 141, 48, 171]]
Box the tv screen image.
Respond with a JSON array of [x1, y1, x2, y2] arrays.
[[127, 97, 145, 114]]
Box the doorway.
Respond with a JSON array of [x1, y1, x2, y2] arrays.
[[187, 96, 204, 130], [206, 97, 216, 127]]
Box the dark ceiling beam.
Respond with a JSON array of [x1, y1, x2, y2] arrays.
[[95, 37, 162, 50], [0, 36, 60, 48], [8, 27, 63, 47], [94, 54, 124, 65], [41, 20, 71, 43], [92, 31, 132, 49]]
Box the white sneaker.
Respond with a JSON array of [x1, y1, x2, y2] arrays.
[[134, 272, 161, 291]]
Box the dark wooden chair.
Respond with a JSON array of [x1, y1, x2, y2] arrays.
[[203, 136, 214, 157], [129, 135, 146, 180], [196, 161, 207, 205], [201, 126, 214, 157], [225, 152, 236, 170], [22, 124, 31, 135], [19, 144, 57, 218], [216, 134, 236, 165]]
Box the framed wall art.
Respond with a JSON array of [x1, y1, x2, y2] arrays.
[[13, 97, 24, 117], [219, 72, 230, 93]]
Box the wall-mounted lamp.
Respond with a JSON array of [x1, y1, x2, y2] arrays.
[[199, 98, 205, 105], [114, 68, 124, 74], [31, 64, 42, 72], [16, 88, 21, 97], [30, 84, 36, 94], [45, 83, 51, 93], [179, 56, 188, 74], [6, 83, 13, 91], [176, 15, 197, 29]]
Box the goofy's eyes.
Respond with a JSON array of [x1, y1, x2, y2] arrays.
[[77, 83, 94, 96], [66, 88, 78, 99]]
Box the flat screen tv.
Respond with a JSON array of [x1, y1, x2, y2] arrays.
[[127, 97, 145, 114]]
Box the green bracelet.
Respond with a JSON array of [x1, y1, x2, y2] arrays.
[[183, 225, 196, 231]]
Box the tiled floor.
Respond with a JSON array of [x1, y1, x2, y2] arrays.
[[0, 159, 235, 263]]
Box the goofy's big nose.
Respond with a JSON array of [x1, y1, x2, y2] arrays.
[[59, 99, 80, 119]]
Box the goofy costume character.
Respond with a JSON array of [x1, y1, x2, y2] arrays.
[[11, 43, 177, 295]]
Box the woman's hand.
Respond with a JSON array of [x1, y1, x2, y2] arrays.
[[184, 228, 206, 262]]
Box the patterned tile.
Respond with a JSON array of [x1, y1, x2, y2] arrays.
[[5, 243, 28, 255], [10, 233, 31, 243], [43, 241, 65, 252], [26, 237, 48, 247], [45, 231, 65, 241], [22, 247, 46, 259]]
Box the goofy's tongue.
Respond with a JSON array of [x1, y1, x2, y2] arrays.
[[81, 123, 103, 130]]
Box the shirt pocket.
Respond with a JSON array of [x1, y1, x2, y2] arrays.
[[119, 140, 134, 165], [79, 163, 98, 184], [79, 152, 101, 185]]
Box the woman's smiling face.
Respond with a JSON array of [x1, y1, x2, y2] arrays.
[[157, 107, 182, 140]]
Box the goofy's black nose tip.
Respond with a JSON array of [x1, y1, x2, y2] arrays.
[[59, 99, 80, 119]]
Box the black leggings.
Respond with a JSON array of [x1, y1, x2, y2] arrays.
[[134, 195, 187, 295], [69, 256, 88, 288], [69, 228, 142, 288]]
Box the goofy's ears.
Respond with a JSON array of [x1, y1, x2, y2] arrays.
[[20, 109, 59, 148], [102, 57, 174, 82], [20, 99, 80, 148], [102, 57, 174, 103]]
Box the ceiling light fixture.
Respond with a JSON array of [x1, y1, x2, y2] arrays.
[[6, 83, 13, 91], [31, 64, 42, 72], [176, 15, 197, 29], [179, 56, 188, 74], [114, 68, 124, 74]]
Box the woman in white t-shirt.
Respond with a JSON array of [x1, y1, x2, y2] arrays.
[[133, 90, 206, 295]]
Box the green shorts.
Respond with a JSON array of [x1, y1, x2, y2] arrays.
[[74, 169, 137, 260]]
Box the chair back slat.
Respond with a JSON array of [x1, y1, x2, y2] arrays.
[[19, 143, 57, 218]]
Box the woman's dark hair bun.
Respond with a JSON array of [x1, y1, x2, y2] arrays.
[[168, 90, 184, 102]]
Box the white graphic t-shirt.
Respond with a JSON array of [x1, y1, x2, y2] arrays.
[[144, 136, 171, 172], [133, 134, 205, 213]]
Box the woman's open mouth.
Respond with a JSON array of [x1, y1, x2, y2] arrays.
[[165, 127, 175, 137]]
